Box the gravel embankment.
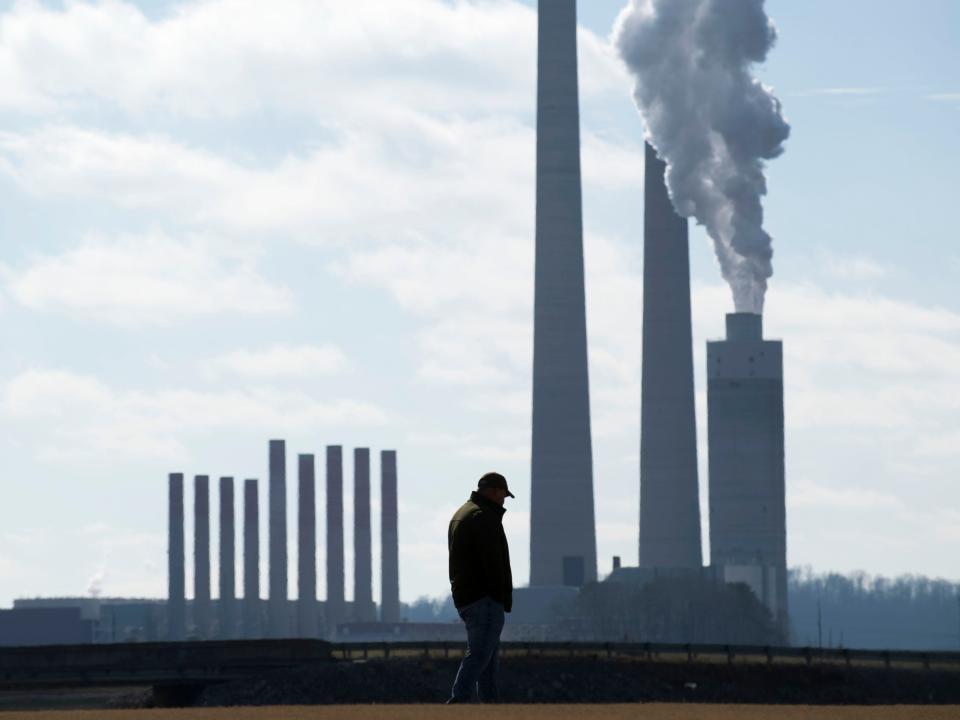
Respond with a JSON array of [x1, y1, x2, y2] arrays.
[[189, 657, 960, 707]]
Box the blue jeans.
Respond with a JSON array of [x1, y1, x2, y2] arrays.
[[450, 596, 505, 702]]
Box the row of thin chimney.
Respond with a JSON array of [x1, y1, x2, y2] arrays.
[[167, 440, 399, 640]]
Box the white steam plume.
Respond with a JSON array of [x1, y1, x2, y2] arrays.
[[614, 0, 790, 313]]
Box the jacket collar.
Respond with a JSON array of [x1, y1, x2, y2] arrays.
[[470, 490, 506, 518]]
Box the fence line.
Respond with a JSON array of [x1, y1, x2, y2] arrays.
[[330, 640, 960, 671]]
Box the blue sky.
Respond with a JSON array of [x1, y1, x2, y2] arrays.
[[0, 0, 957, 608]]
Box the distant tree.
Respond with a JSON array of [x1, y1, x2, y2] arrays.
[[789, 567, 960, 650], [401, 595, 458, 623]]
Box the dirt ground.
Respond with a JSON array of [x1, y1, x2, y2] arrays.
[[1, 705, 959, 720]]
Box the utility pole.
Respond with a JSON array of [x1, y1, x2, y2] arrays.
[[817, 597, 823, 650]]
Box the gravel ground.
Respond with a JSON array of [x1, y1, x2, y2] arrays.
[[191, 657, 960, 707], [2, 704, 960, 720]]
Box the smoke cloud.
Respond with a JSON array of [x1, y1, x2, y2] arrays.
[[615, 0, 790, 313]]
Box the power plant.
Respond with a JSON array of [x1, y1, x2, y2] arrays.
[[166, 441, 401, 640], [529, 0, 598, 589], [525, 2, 787, 635]]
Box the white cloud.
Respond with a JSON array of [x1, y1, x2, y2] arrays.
[[818, 251, 889, 281], [788, 480, 905, 511], [0, 0, 623, 119], [208, 344, 348, 379], [795, 87, 887, 97], [4, 233, 293, 325], [0, 368, 389, 463]]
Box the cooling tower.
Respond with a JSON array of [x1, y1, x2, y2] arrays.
[[530, 0, 597, 587], [218, 476, 236, 639], [243, 478, 261, 638], [353, 448, 376, 622], [325, 445, 345, 637], [268, 439, 288, 637], [707, 312, 788, 634], [639, 142, 703, 569], [380, 450, 400, 623], [193, 475, 211, 639], [297, 454, 317, 637], [167, 473, 185, 641]]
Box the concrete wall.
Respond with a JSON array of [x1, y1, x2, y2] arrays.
[[707, 312, 788, 633], [639, 142, 703, 569], [529, 0, 597, 587]]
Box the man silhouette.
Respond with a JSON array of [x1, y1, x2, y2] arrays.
[[446, 472, 514, 703]]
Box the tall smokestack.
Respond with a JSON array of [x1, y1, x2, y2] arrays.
[[530, 0, 597, 588], [325, 446, 345, 638], [639, 142, 703, 569], [380, 450, 400, 623], [193, 475, 211, 639], [243, 478, 261, 639], [218, 476, 236, 639], [708, 312, 788, 637], [353, 448, 375, 621], [167, 473, 185, 641], [268, 439, 287, 638], [297, 454, 317, 637]]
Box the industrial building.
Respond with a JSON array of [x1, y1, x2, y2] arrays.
[[529, 0, 598, 589], [707, 312, 788, 633]]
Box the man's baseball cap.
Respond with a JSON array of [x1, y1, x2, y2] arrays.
[[478, 472, 515, 498]]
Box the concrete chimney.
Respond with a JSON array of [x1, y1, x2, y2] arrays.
[[268, 439, 288, 638], [530, 0, 598, 587], [639, 142, 703, 569], [218, 476, 236, 639], [297, 454, 317, 637], [325, 446, 345, 638], [193, 475, 211, 639], [243, 478, 261, 639], [708, 312, 788, 636], [167, 473, 185, 641], [380, 450, 400, 623], [353, 448, 375, 622]]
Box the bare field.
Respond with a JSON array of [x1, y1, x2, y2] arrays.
[[2, 705, 960, 720]]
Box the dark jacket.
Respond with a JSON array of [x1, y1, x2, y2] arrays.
[[448, 491, 513, 612]]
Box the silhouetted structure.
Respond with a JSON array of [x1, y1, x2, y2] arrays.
[[167, 473, 185, 641], [297, 454, 318, 637], [218, 476, 236, 639], [194, 475, 211, 639], [268, 440, 288, 637], [380, 450, 400, 623], [243, 478, 261, 639], [353, 448, 376, 622], [639, 142, 703, 570], [325, 445, 345, 637], [530, 0, 597, 588], [708, 313, 787, 635]]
